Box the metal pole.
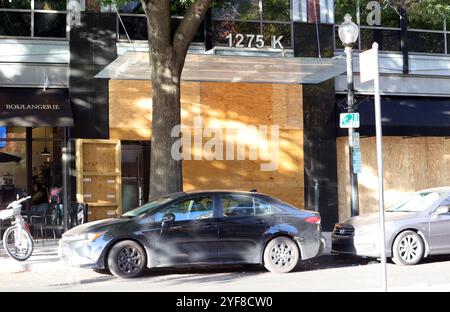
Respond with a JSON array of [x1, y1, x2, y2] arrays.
[[373, 42, 387, 292], [399, 7, 409, 74], [62, 128, 69, 232], [26, 128, 32, 212], [345, 46, 359, 216]]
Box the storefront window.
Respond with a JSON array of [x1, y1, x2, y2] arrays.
[[0, 127, 62, 209], [34, 12, 67, 38], [0, 128, 26, 209], [0, 0, 31, 9], [334, 0, 398, 27], [117, 1, 203, 42], [29, 128, 62, 215], [0, 11, 31, 37], [334, 0, 449, 54], [212, 0, 260, 20], [118, 0, 143, 14], [360, 28, 401, 51], [0, 0, 66, 38], [408, 31, 446, 54], [263, 22, 291, 47], [262, 0, 290, 21], [212, 0, 293, 49], [118, 15, 147, 41], [407, 7, 447, 54], [213, 20, 260, 45], [34, 0, 66, 11]]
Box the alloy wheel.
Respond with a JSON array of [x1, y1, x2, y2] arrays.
[[398, 234, 421, 263], [117, 246, 143, 274], [269, 241, 296, 268]]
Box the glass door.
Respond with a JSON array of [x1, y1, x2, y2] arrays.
[[121, 141, 150, 212]]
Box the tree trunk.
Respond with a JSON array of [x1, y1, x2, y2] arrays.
[[142, 0, 212, 201], [149, 53, 183, 200]]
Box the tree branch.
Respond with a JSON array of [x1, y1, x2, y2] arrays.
[[173, 0, 212, 70]]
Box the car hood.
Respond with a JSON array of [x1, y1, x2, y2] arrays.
[[63, 218, 130, 236], [344, 211, 418, 227]]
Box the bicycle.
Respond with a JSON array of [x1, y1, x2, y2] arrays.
[[0, 196, 33, 261]]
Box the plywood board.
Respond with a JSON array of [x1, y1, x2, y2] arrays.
[[337, 136, 450, 221], [76, 139, 122, 221], [108, 80, 305, 209], [109, 80, 303, 140]]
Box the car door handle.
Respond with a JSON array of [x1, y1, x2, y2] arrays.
[[202, 223, 217, 230], [256, 219, 267, 225]]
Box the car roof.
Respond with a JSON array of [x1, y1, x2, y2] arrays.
[[175, 190, 267, 197], [415, 187, 450, 194]]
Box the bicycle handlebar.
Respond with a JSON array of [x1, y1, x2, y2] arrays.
[[7, 196, 31, 209]]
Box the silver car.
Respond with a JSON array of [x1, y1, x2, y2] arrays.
[[332, 187, 450, 265]]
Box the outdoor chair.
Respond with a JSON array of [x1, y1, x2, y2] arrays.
[[29, 199, 63, 244], [69, 202, 88, 228]]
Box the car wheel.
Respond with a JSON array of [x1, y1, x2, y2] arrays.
[[392, 230, 424, 265], [263, 236, 300, 273], [107, 240, 146, 278]]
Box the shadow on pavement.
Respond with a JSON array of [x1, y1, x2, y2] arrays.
[[76, 253, 450, 286]]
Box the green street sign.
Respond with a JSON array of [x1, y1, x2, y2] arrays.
[[340, 113, 360, 128]]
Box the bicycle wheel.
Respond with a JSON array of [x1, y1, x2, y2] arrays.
[[3, 226, 34, 261]]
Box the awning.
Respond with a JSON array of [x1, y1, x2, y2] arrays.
[[337, 95, 450, 136], [0, 88, 73, 127], [95, 51, 346, 85], [0, 152, 21, 163]]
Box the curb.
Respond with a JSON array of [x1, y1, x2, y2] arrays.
[[0, 239, 77, 274], [0, 257, 88, 274]]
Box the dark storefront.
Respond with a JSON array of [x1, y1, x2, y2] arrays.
[[0, 88, 72, 217]]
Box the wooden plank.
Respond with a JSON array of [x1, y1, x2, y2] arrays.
[[87, 206, 119, 221], [86, 203, 119, 207], [82, 142, 117, 173], [75, 139, 83, 204], [82, 172, 118, 176], [76, 139, 122, 221], [116, 140, 122, 216]]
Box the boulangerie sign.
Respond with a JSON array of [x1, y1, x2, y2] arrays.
[[0, 88, 73, 127]]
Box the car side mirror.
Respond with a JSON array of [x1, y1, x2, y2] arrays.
[[435, 205, 450, 215], [161, 213, 175, 225]]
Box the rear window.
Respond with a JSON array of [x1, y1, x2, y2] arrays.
[[221, 195, 272, 217]]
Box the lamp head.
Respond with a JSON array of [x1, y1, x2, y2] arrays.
[[338, 14, 359, 47]]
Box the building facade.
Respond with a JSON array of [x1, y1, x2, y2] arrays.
[[0, 0, 449, 230]]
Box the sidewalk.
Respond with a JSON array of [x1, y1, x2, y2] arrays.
[[0, 239, 67, 274]]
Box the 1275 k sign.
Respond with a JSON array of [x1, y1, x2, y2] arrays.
[[226, 33, 284, 49]]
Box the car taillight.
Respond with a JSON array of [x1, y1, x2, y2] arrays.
[[304, 216, 321, 224]]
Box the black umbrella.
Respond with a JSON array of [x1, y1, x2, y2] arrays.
[[0, 152, 21, 163]]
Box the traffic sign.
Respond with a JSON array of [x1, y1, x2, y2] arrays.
[[340, 113, 360, 128], [353, 150, 362, 174], [353, 132, 360, 149]]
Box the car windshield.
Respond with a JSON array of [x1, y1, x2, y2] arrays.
[[121, 196, 176, 218], [386, 191, 443, 212]]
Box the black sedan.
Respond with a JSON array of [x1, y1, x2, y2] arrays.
[[59, 190, 324, 278]]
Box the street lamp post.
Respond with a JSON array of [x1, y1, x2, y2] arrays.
[[339, 14, 360, 216]]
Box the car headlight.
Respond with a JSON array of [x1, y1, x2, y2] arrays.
[[62, 231, 106, 242], [86, 231, 107, 242]]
